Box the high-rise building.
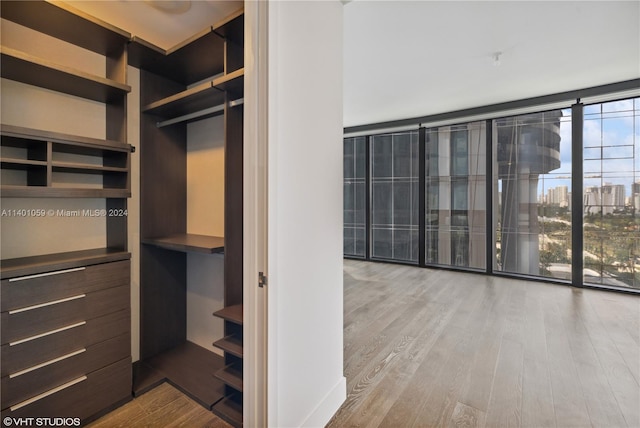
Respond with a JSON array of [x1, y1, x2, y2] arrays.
[[496, 111, 562, 275], [584, 183, 626, 215]]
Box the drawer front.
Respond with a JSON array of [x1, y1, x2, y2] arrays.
[[1, 285, 129, 345], [1, 310, 130, 377], [1, 358, 132, 422], [1, 260, 130, 312], [1, 334, 130, 409]]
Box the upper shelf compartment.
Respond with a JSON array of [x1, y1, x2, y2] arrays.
[[0, 0, 131, 57], [142, 69, 244, 119], [128, 8, 244, 86], [0, 46, 131, 103]]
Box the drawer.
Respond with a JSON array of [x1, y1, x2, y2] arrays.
[[1, 285, 129, 345], [1, 333, 130, 410], [2, 310, 130, 377], [1, 358, 132, 422], [1, 260, 130, 312]]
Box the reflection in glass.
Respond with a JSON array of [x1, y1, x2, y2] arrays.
[[494, 110, 572, 279], [425, 122, 486, 269]]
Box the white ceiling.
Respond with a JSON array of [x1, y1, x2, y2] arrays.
[[64, 1, 639, 128], [343, 1, 640, 127]]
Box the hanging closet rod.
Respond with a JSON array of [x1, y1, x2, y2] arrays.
[[156, 98, 245, 128]]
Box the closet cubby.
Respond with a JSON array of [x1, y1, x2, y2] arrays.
[[133, 8, 244, 427], [1, 125, 131, 198]]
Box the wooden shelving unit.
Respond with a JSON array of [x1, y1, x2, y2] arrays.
[[135, 7, 245, 427], [1, 124, 132, 198], [0, 1, 132, 422]]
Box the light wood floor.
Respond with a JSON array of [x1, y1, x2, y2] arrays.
[[86, 383, 230, 428], [88, 260, 639, 427], [327, 260, 640, 428]]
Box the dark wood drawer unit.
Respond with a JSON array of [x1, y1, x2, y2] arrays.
[[0, 256, 132, 422], [1, 358, 132, 422], [2, 309, 130, 377], [1, 260, 129, 312], [2, 334, 129, 410], [1, 284, 129, 344]]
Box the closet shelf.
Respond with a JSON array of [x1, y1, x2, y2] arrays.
[[1, 124, 132, 152], [0, 186, 130, 199], [213, 336, 243, 358], [213, 305, 243, 325], [142, 69, 244, 119], [1, 158, 47, 168], [51, 162, 128, 174], [0, 1, 130, 57], [215, 363, 243, 392], [0, 248, 131, 280], [142, 234, 224, 254], [212, 394, 243, 428], [0, 47, 131, 103]]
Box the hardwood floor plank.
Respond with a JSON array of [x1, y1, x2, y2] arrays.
[[543, 294, 592, 427], [484, 338, 524, 428], [374, 323, 469, 427], [574, 360, 628, 428], [411, 326, 476, 427], [456, 282, 509, 412], [87, 401, 147, 428], [521, 356, 555, 428], [449, 401, 486, 428], [86, 383, 230, 428]]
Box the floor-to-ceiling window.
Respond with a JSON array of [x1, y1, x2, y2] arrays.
[[344, 136, 366, 257], [344, 94, 640, 293], [583, 98, 640, 289], [425, 122, 486, 269], [493, 109, 572, 280], [371, 131, 419, 262]]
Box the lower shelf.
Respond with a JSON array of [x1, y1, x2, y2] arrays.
[[132, 341, 226, 409], [212, 394, 243, 428]]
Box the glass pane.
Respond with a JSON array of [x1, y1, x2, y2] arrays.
[[494, 109, 572, 279], [343, 136, 367, 257], [371, 131, 419, 263], [425, 122, 486, 269], [583, 98, 640, 289]]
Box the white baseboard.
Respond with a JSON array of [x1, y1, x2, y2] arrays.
[[301, 376, 347, 428]]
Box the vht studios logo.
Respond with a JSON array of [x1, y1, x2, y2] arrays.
[[3, 417, 80, 427]]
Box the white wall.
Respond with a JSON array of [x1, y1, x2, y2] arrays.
[[186, 115, 226, 355], [267, 2, 346, 426], [0, 19, 107, 259]]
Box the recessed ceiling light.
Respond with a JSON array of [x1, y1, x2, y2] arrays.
[[145, 0, 191, 14]]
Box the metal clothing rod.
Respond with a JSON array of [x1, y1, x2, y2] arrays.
[[156, 98, 245, 128]]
